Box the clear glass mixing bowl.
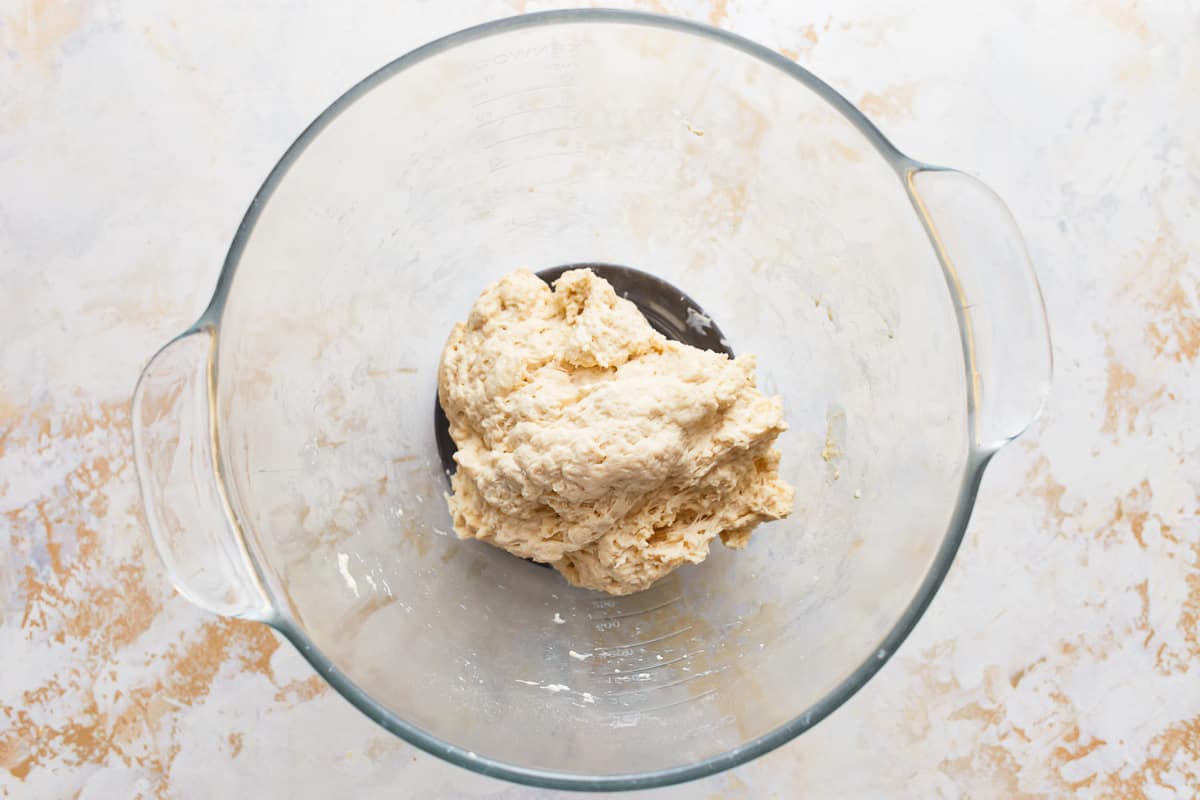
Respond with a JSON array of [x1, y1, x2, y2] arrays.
[[132, 10, 1050, 791]]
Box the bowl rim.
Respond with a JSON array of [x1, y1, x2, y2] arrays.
[[194, 8, 986, 792]]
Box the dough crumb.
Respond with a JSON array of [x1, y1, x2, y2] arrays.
[[437, 268, 794, 595]]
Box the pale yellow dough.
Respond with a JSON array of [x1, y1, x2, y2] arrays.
[[438, 268, 794, 595]]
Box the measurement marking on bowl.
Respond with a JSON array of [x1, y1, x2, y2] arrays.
[[608, 649, 702, 675], [608, 689, 719, 716], [601, 667, 728, 698], [488, 149, 586, 174], [476, 103, 576, 128], [471, 83, 574, 107], [607, 671, 655, 685], [497, 217, 538, 234], [588, 595, 681, 621], [592, 626, 692, 653], [484, 125, 580, 149], [487, 171, 577, 195]]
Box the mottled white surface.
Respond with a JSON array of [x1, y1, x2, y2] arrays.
[[2, 0, 1198, 798]]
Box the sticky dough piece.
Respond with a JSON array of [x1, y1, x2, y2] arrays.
[[437, 268, 794, 595]]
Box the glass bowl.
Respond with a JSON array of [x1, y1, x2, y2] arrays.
[[132, 9, 1050, 791]]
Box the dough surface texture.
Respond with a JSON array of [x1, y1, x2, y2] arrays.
[[438, 268, 794, 595]]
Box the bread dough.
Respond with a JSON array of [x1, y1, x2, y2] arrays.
[[437, 268, 794, 595]]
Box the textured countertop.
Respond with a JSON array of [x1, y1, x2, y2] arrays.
[[2, 1, 1198, 797]]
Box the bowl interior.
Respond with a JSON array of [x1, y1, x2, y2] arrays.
[[213, 14, 968, 783]]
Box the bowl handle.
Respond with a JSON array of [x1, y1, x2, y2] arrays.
[[907, 167, 1053, 451], [132, 327, 271, 619]]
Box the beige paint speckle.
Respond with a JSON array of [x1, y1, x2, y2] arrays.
[[1, 0, 86, 72], [858, 83, 919, 120], [708, 0, 728, 27], [1101, 344, 1141, 435]]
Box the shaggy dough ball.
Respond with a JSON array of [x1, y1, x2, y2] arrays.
[[437, 268, 794, 595]]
